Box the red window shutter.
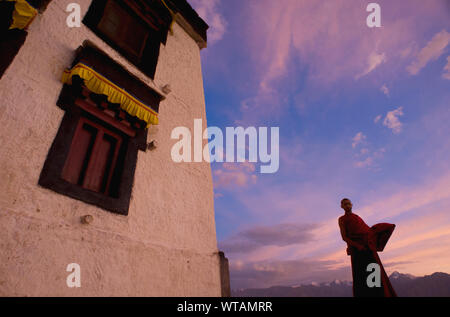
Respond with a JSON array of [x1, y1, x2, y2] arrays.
[[61, 117, 123, 195], [98, 1, 149, 60], [83, 129, 122, 193], [61, 119, 97, 185]]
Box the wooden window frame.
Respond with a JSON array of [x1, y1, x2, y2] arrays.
[[28, 0, 53, 13], [83, 0, 171, 79], [39, 80, 149, 216], [97, 0, 150, 59], [60, 116, 124, 196]]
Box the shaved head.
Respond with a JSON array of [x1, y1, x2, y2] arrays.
[[340, 198, 353, 213], [341, 198, 350, 205]]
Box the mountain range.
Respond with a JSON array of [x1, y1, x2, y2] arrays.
[[231, 272, 450, 297]]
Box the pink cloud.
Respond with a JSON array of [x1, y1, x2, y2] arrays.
[[246, 0, 438, 84], [213, 162, 257, 189], [189, 0, 227, 44], [210, 1, 450, 286], [407, 29, 450, 75], [359, 172, 450, 221], [351, 131, 385, 170], [383, 107, 404, 134], [303, 176, 450, 275], [374, 114, 383, 123], [380, 84, 390, 96], [356, 52, 386, 79], [221, 167, 450, 281], [354, 148, 385, 169], [352, 132, 367, 148], [235, 0, 448, 124], [443, 56, 450, 79]]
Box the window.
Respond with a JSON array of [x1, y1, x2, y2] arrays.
[[39, 43, 163, 215], [61, 116, 124, 197], [0, 28, 27, 79], [39, 84, 144, 215], [0, 0, 52, 79], [97, 1, 149, 58], [0, 1, 30, 79], [83, 0, 171, 79], [28, 0, 52, 12]]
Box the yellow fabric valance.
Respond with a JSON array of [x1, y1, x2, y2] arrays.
[[7, 0, 38, 30], [62, 63, 159, 127]]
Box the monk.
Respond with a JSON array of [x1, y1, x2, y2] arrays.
[[338, 198, 397, 297]]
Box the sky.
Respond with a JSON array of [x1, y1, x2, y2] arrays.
[[189, 0, 450, 290]]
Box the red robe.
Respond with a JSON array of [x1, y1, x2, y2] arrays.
[[339, 212, 397, 297]]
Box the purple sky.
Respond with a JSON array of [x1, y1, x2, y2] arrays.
[[189, 0, 450, 289]]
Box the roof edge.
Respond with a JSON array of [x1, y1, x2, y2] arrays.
[[165, 0, 209, 49]]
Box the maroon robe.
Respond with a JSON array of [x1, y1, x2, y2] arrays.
[[339, 213, 397, 297]]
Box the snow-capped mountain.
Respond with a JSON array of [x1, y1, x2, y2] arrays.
[[231, 272, 450, 297]]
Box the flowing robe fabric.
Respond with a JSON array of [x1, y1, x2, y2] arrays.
[[339, 213, 397, 297]]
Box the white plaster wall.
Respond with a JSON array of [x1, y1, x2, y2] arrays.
[[0, 0, 221, 296]]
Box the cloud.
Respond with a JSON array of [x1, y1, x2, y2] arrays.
[[358, 172, 450, 222], [189, 0, 227, 44], [380, 84, 390, 96], [400, 46, 414, 58], [443, 56, 450, 80], [354, 148, 386, 169], [354, 156, 374, 169], [383, 107, 404, 134], [223, 170, 450, 289], [230, 1, 448, 125], [247, 0, 447, 85], [407, 29, 450, 75], [279, 140, 304, 174], [236, 90, 287, 126], [356, 52, 386, 79], [374, 115, 382, 123], [229, 258, 350, 289], [378, 261, 416, 268], [314, 174, 450, 275], [206, 1, 450, 287], [219, 223, 319, 254], [352, 132, 367, 149], [351, 132, 386, 169], [213, 162, 257, 189]]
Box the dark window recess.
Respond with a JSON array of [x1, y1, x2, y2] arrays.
[[0, 28, 27, 80], [27, 0, 53, 12], [0, 0, 53, 79], [0, 1, 27, 79], [83, 0, 171, 79], [98, 1, 149, 58]]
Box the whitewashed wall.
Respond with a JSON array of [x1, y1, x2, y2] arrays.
[[0, 0, 221, 296]]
